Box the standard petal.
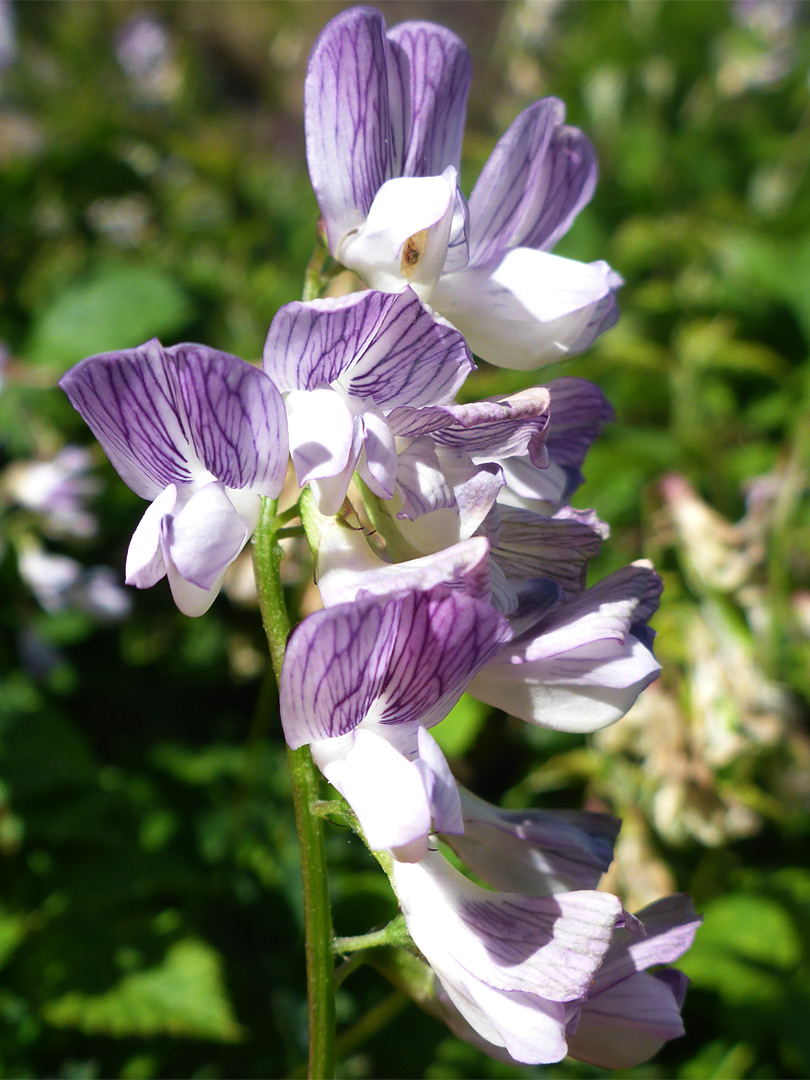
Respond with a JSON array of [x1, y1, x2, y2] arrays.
[[388, 20, 471, 177], [264, 289, 472, 408], [491, 506, 607, 594], [567, 971, 687, 1069], [164, 480, 251, 591], [393, 851, 622, 1002], [125, 483, 177, 587], [432, 249, 620, 370], [280, 596, 401, 747], [59, 339, 196, 500], [468, 99, 597, 267], [280, 586, 510, 748], [304, 7, 406, 252], [168, 343, 288, 497]]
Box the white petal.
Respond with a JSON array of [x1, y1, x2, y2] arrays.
[[313, 727, 431, 856], [432, 249, 618, 369], [167, 481, 250, 590], [286, 387, 356, 486], [341, 171, 457, 295], [125, 484, 177, 587]]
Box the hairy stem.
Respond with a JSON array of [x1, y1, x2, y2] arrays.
[[253, 497, 336, 1079]]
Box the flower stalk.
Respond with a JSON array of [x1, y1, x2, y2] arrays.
[[253, 496, 336, 1079]]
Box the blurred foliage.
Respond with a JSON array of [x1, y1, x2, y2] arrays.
[[1, 0, 809, 1077]]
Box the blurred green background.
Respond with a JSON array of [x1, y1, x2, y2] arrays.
[[1, 1, 809, 1077]]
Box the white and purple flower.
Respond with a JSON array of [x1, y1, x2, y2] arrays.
[[305, 7, 620, 369], [60, 338, 288, 616]]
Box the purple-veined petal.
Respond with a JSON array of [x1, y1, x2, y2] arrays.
[[164, 480, 253, 591], [445, 787, 620, 894], [470, 563, 663, 732], [60, 339, 288, 500], [491, 506, 607, 594], [280, 594, 401, 747], [167, 344, 288, 496], [264, 290, 472, 407], [285, 387, 356, 487], [388, 20, 471, 177], [340, 170, 458, 294], [280, 586, 510, 748], [346, 293, 472, 408], [432, 249, 620, 370], [546, 376, 614, 476], [370, 587, 511, 728], [60, 339, 198, 500], [468, 100, 597, 268], [566, 971, 687, 1068], [265, 291, 400, 392], [389, 388, 550, 467], [125, 483, 176, 587], [305, 7, 406, 252], [496, 379, 614, 514], [593, 894, 701, 993], [393, 851, 623, 1003]]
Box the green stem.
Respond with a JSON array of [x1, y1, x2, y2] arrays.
[[253, 497, 336, 1079]]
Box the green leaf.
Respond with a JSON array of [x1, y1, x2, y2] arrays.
[[679, 892, 801, 1005], [24, 264, 194, 372], [42, 939, 243, 1042]]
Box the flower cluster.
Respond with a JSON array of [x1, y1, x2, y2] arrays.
[[59, 6, 699, 1069]]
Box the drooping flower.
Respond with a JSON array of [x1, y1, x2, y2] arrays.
[[60, 338, 288, 616], [565, 894, 701, 1068], [305, 7, 620, 369], [280, 564, 511, 861], [469, 561, 663, 732], [444, 786, 620, 895], [390, 848, 625, 1064]]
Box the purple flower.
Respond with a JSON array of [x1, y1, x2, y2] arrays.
[[280, 574, 510, 860], [60, 339, 288, 616], [444, 786, 620, 895], [263, 288, 550, 520], [391, 849, 624, 1063], [3, 446, 100, 539], [469, 561, 663, 732], [305, 7, 620, 369], [263, 288, 472, 515], [565, 894, 701, 1068]]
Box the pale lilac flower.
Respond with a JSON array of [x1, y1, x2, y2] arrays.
[[305, 7, 620, 369], [60, 339, 288, 616], [469, 561, 663, 732], [263, 288, 472, 515], [18, 546, 132, 621], [280, 574, 511, 860], [391, 848, 624, 1063], [3, 446, 100, 539], [444, 786, 620, 895], [263, 288, 551, 518], [565, 894, 700, 1068]]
